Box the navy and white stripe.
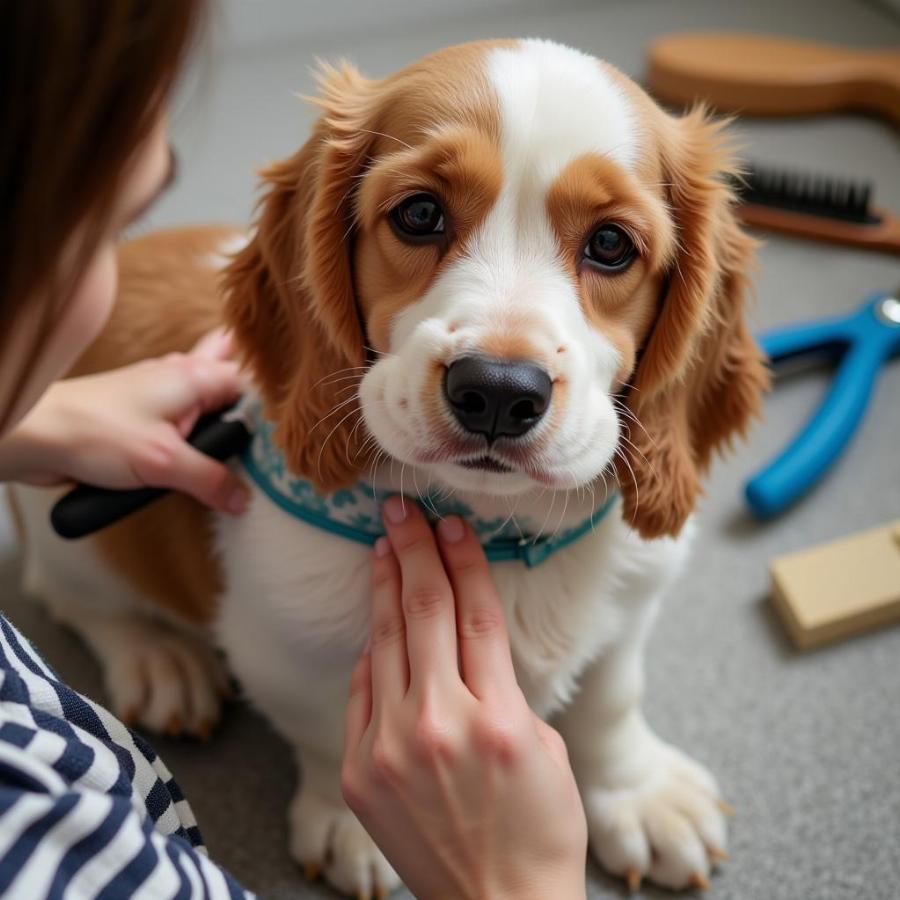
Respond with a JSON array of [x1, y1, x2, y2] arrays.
[[0, 614, 252, 898]]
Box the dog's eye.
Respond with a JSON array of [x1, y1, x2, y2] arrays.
[[391, 193, 445, 239], [583, 224, 636, 271]]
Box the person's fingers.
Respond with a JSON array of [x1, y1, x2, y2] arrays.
[[381, 497, 459, 691], [190, 328, 237, 362], [368, 537, 409, 714], [344, 647, 373, 752], [165, 356, 245, 437], [181, 357, 244, 413], [188, 330, 254, 393], [435, 515, 518, 700], [135, 431, 249, 514]]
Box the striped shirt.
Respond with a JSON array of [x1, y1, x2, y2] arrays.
[[0, 614, 253, 898]]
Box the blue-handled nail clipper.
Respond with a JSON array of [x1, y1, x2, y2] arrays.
[[746, 289, 900, 518]]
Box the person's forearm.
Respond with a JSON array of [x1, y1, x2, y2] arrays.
[[0, 389, 64, 484]]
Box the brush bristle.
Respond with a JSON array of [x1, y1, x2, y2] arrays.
[[732, 164, 879, 225]]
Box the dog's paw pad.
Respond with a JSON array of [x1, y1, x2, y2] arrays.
[[101, 621, 229, 739], [289, 786, 399, 897], [584, 742, 729, 891]]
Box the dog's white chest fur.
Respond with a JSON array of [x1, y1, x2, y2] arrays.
[[214, 480, 692, 728]]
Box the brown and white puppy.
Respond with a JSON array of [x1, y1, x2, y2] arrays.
[[14, 39, 766, 896]]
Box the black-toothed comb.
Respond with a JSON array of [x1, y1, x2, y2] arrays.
[[730, 162, 900, 256], [49, 404, 252, 539]]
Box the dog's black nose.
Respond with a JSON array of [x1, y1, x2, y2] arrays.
[[443, 356, 552, 441]]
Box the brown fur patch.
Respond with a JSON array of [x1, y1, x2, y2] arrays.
[[611, 106, 768, 538]]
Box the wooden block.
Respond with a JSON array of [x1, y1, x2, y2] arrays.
[[770, 520, 900, 650]]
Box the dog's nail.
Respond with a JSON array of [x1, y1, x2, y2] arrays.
[[121, 707, 138, 727], [689, 871, 710, 891], [717, 798, 735, 817], [708, 845, 729, 862], [625, 867, 641, 893], [374, 887, 388, 900], [197, 719, 214, 742], [356, 890, 371, 900], [304, 862, 320, 881], [165, 713, 182, 735]]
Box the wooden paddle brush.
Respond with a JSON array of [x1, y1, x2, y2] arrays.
[[647, 32, 900, 128]]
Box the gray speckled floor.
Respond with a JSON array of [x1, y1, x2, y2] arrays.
[[3, 1, 900, 898]]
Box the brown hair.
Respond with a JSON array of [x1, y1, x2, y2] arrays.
[[0, 0, 206, 428], [615, 107, 768, 538], [225, 63, 378, 487]]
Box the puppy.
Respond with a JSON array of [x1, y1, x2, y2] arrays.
[[14, 39, 766, 896]]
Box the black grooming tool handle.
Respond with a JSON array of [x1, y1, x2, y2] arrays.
[[50, 409, 251, 539]]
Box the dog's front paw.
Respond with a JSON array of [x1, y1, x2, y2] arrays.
[[100, 618, 230, 739], [583, 741, 730, 891], [289, 784, 400, 898]]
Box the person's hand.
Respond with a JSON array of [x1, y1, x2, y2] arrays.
[[0, 329, 249, 514], [341, 498, 588, 900]]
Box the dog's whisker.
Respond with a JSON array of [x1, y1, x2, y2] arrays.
[[412, 468, 441, 519], [613, 413, 657, 476], [324, 381, 365, 401], [614, 446, 640, 521], [353, 438, 378, 464], [398, 462, 408, 516], [411, 467, 424, 509], [362, 344, 391, 360], [356, 428, 383, 451], [535, 487, 559, 541], [354, 128, 414, 151], [310, 394, 363, 433], [345, 411, 372, 467], [493, 490, 526, 540], [310, 365, 369, 391], [318, 379, 394, 415], [554, 483, 571, 536], [368, 449, 387, 505], [612, 398, 656, 448], [617, 415, 655, 451], [317, 373, 368, 391], [586, 478, 600, 532], [315, 407, 364, 480], [617, 431, 655, 472], [349, 415, 371, 449]]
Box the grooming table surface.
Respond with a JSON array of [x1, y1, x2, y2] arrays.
[[2, 1, 899, 897]]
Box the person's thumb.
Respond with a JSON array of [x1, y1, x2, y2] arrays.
[[134, 432, 249, 514]]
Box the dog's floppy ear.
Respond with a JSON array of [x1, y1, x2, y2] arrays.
[[616, 108, 768, 539], [224, 62, 377, 488]]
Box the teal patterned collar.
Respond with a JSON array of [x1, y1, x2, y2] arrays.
[[240, 411, 617, 568]]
